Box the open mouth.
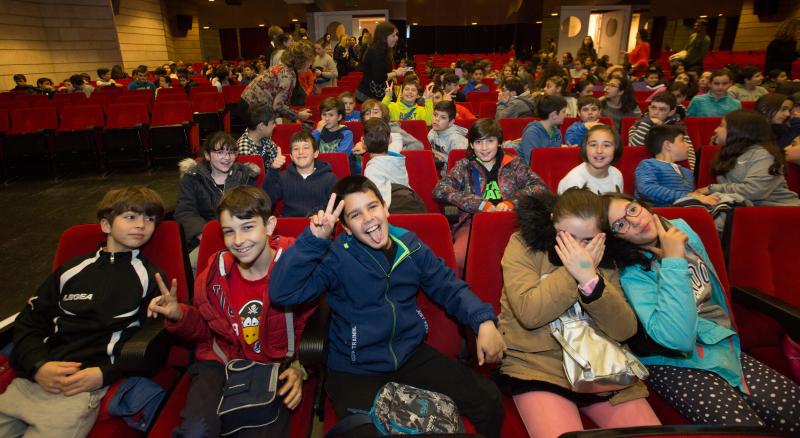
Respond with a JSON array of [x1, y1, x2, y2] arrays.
[[234, 245, 253, 255], [364, 224, 383, 244]]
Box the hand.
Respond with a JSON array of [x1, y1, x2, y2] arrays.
[[442, 89, 455, 101], [278, 365, 303, 410], [147, 273, 182, 321], [314, 70, 322, 77], [309, 193, 345, 240], [695, 194, 720, 206], [476, 321, 506, 366], [554, 231, 596, 285], [60, 367, 103, 396], [474, 83, 484, 89], [498, 90, 510, 104], [693, 186, 711, 195], [297, 109, 312, 121], [352, 141, 366, 155], [385, 80, 394, 97], [34, 361, 82, 393], [315, 119, 326, 132], [493, 202, 512, 212], [584, 233, 606, 269], [422, 82, 435, 100], [432, 149, 447, 162], [648, 215, 687, 259], [785, 145, 800, 165], [651, 117, 665, 126], [394, 67, 406, 78], [584, 120, 601, 129], [272, 154, 287, 169]]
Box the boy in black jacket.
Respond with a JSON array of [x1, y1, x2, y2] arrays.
[[0, 186, 168, 437]]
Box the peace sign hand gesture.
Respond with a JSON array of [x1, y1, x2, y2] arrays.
[[309, 193, 345, 240], [423, 82, 435, 100], [147, 273, 182, 321], [385, 81, 394, 97]]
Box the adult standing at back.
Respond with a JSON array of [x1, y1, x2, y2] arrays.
[[241, 41, 314, 123], [356, 22, 408, 102], [765, 18, 799, 78], [625, 29, 651, 75], [670, 19, 710, 74], [264, 25, 283, 63]]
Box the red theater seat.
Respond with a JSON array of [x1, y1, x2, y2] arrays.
[[3, 107, 58, 170], [398, 120, 431, 149], [529, 147, 583, 192], [191, 92, 230, 136], [499, 117, 537, 141], [54, 105, 105, 166], [150, 101, 199, 159], [104, 103, 150, 165], [684, 117, 721, 149], [272, 123, 302, 155], [317, 152, 350, 179], [696, 145, 720, 188]]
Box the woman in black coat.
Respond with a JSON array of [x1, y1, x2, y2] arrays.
[[765, 18, 799, 77]]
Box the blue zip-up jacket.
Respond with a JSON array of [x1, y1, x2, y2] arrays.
[[270, 225, 497, 375], [518, 121, 562, 166], [619, 219, 746, 392], [634, 159, 695, 206], [564, 120, 590, 146]]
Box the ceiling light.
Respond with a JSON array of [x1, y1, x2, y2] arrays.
[[550, 12, 558, 16], [699, 15, 708, 18], [259, 24, 265, 27], [718, 13, 723, 16], [202, 26, 210, 29], [471, 22, 478, 25], [535, 21, 543, 24], [412, 22, 418, 26], [291, 18, 299, 22]]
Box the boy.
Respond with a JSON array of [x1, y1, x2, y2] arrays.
[[459, 63, 488, 97], [494, 78, 537, 120], [270, 177, 506, 438], [10, 74, 33, 92], [265, 131, 337, 217], [128, 68, 156, 91], [432, 83, 475, 119], [635, 125, 719, 207], [237, 104, 280, 169], [312, 97, 354, 154], [355, 100, 424, 154], [33, 77, 55, 97], [382, 79, 435, 125], [151, 186, 314, 437], [629, 92, 696, 169], [63, 74, 94, 98], [564, 95, 603, 146], [686, 69, 741, 117], [239, 64, 256, 86], [96, 68, 121, 88], [0, 187, 167, 437], [518, 94, 567, 165], [363, 118, 411, 208], [668, 82, 689, 119], [339, 91, 361, 122], [428, 101, 468, 174], [635, 69, 664, 92]]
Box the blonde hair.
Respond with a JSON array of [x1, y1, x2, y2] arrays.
[[281, 40, 315, 71]]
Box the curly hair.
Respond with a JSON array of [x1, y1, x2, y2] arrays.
[[281, 40, 315, 71]]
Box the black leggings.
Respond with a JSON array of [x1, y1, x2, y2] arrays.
[[647, 354, 799, 434]]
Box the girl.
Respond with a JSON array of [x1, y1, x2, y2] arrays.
[[603, 192, 800, 433], [433, 118, 549, 276], [601, 76, 642, 133], [211, 66, 231, 92], [155, 75, 171, 98], [496, 189, 660, 438], [356, 22, 408, 102], [755, 93, 794, 148], [574, 80, 596, 98], [558, 125, 624, 194], [542, 76, 579, 118], [577, 36, 597, 62], [697, 110, 800, 205], [728, 66, 768, 102]]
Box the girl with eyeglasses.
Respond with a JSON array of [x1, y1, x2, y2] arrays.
[[602, 192, 800, 432]]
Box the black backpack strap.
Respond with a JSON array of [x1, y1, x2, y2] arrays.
[[324, 412, 375, 438]]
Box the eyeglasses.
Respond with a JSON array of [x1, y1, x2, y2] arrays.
[[212, 149, 237, 158], [610, 201, 642, 234], [604, 83, 620, 89]]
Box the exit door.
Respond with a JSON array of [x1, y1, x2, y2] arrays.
[[557, 5, 631, 65]]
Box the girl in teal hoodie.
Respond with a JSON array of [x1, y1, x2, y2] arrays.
[[603, 192, 799, 433]]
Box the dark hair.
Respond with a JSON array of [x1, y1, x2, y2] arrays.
[[443, 73, 459, 87], [650, 92, 678, 110], [581, 125, 623, 164], [503, 78, 525, 96], [668, 82, 689, 97], [712, 110, 785, 177], [768, 69, 786, 80], [645, 68, 662, 80], [363, 118, 392, 154], [434, 100, 456, 121], [13, 74, 26, 82], [637, 29, 649, 42], [605, 76, 639, 113], [370, 22, 398, 67], [217, 186, 273, 223], [466, 118, 503, 160], [599, 192, 654, 269], [289, 130, 317, 152], [320, 96, 344, 116], [710, 69, 733, 82], [574, 79, 595, 97], [202, 131, 236, 155], [537, 94, 567, 119], [645, 124, 685, 156], [332, 176, 385, 222], [735, 66, 761, 84], [244, 104, 276, 131], [755, 93, 790, 125], [69, 74, 83, 87], [516, 189, 616, 269], [36, 77, 52, 87], [577, 95, 600, 111], [159, 75, 172, 86], [97, 68, 110, 77], [96, 186, 165, 223], [276, 33, 291, 46]]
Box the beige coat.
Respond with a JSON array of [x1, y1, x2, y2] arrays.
[[498, 232, 648, 404]]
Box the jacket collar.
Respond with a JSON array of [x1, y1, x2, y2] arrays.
[[338, 225, 419, 274]]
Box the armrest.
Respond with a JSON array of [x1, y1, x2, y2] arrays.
[[297, 296, 330, 371], [731, 286, 800, 339], [118, 318, 175, 373]]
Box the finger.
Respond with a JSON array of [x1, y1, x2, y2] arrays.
[[476, 346, 485, 366], [325, 193, 337, 214], [278, 379, 292, 396], [332, 199, 345, 218], [155, 273, 169, 296], [554, 243, 566, 263], [285, 385, 302, 409], [43, 385, 61, 394], [653, 215, 665, 234]]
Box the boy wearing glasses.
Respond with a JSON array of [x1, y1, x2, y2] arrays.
[[175, 131, 260, 269], [628, 92, 696, 170]]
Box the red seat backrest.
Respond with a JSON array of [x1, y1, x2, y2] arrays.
[[188, 85, 219, 100], [52, 221, 191, 303], [453, 117, 476, 131], [696, 145, 720, 188], [728, 206, 800, 308], [499, 117, 537, 141], [191, 92, 226, 113], [0, 109, 8, 133], [151, 101, 193, 126], [343, 121, 363, 142], [740, 101, 756, 111], [621, 116, 639, 146], [786, 162, 800, 194], [530, 147, 583, 192], [684, 117, 722, 148], [617, 146, 653, 194], [235, 155, 265, 187], [197, 217, 308, 275], [58, 105, 105, 130], [156, 93, 189, 102], [478, 101, 497, 119], [464, 211, 519, 314], [446, 148, 517, 172], [156, 87, 186, 97], [401, 150, 440, 213], [317, 152, 350, 179], [116, 94, 153, 112], [85, 96, 113, 114], [397, 120, 431, 149], [10, 107, 57, 134], [31, 99, 57, 110], [466, 90, 498, 109], [388, 214, 462, 359], [16, 94, 47, 106], [221, 84, 245, 104], [105, 103, 150, 129], [271, 123, 302, 155]]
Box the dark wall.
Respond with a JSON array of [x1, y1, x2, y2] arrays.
[[405, 23, 537, 57]]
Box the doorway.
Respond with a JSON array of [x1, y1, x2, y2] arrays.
[[558, 5, 632, 65]]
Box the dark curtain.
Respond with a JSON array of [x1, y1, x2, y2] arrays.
[[219, 28, 240, 60], [239, 27, 269, 59]]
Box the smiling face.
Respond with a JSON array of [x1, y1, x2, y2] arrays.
[[204, 145, 236, 175], [554, 216, 600, 248], [584, 130, 616, 170], [341, 190, 390, 250], [290, 139, 317, 171], [579, 104, 600, 123], [674, 73, 690, 85], [401, 83, 420, 103], [645, 73, 660, 87], [101, 211, 156, 253], [471, 136, 500, 166], [220, 211, 276, 268], [362, 105, 383, 121], [608, 199, 657, 246]]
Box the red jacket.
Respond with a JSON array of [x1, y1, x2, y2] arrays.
[[165, 236, 316, 363]]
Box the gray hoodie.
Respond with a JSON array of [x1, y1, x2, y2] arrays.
[[364, 152, 409, 207], [710, 145, 800, 206], [495, 92, 537, 120], [428, 124, 468, 175]]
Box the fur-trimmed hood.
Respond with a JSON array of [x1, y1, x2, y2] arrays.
[[178, 158, 260, 178]]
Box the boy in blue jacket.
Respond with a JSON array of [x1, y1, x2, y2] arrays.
[[270, 176, 506, 438]]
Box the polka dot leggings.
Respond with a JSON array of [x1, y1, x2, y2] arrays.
[[647, 353, 799, 435]]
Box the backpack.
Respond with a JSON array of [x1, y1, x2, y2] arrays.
[[388, 184, 427, 214], [326, 382, 463, 437]]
